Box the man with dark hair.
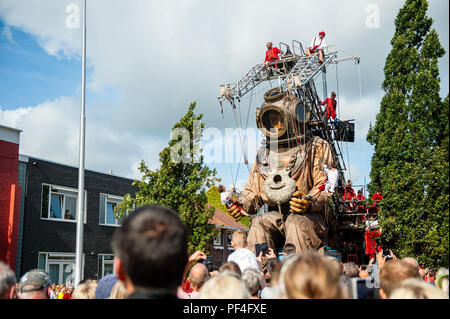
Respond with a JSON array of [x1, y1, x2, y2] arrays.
[[0, 261, 16, 299], [17, 269, 51, 299], [283, 243, 297, 257], [112, 204, 188, 299]]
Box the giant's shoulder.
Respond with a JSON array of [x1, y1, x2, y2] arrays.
[[310, 136, 331, 148]]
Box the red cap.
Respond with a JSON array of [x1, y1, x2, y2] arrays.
[[319, 31, 326, 36]]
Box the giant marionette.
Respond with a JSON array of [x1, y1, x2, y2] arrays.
[[228, 87, 335, 254]]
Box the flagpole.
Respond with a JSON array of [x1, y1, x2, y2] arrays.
[[74, 0, 87, 287]]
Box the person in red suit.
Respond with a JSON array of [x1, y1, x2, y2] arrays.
[[264, 42, 284, 72], [356, 189, 367, 221], [365, 227, 382, 261], [321, 91, 337, 126], [342, 180, 356, 212], [370, 191, 383, 215]]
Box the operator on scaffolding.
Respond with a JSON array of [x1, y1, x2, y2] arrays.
[[264, 42, 284, 73], [356, 189, 367, 224], [321, 91, 338, 127], [342, 180, 356, 212], [306, 31, 326, 64]]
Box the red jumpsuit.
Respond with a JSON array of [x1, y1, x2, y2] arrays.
[[356, 194, 367, 220], [370, 192, 383, 214], [342, 184, 356, 212], [365, 228, 382, 258], [321, 98, 337, 120], [265, 47, 281, 65]]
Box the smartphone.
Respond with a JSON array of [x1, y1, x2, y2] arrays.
[[261, 243, 269, 256], [255, 244, 262, 257], [348, 278, 379, 299]]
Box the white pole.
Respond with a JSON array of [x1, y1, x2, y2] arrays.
[[74, 0, 86, 287]]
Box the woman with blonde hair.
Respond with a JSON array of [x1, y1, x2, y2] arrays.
[[390, 278, 448, 299], [72, 280, 98, 299], [109, 280, 128, 299], [282, 252, 342, 299]]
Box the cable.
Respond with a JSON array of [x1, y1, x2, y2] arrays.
[[219, 100, 236, 190]]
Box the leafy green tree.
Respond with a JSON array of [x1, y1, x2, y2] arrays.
[[116, 102, 220, 253], [367, 0, 448, 267], [206, 186, 250, 228]]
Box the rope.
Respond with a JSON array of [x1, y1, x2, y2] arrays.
[[231, 100, 249, 168], [334, 60, 352, 181], [234, 88, 254, 183], [358, 61, 366, 195], [219, 100, 236, 190]]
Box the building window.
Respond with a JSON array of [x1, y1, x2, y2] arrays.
[[99, 194, 124, 226], [98, 254, 115, 279], [227, 232, 233, 247], [213, 230, 222, 246], [41, 184, 87, 223], [37, 252, 84, 285]]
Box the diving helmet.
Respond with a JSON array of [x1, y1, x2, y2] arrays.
[[256, 87, 312, 145]]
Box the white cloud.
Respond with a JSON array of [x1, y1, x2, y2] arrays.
[[0, 0, 447, 183], [0, 97, 166, 178]]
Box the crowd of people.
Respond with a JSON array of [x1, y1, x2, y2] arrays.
[[1, 204, 448, 300]]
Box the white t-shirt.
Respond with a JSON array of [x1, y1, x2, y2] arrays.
[[227, 248, 259, 272], [220, 192, 229, 206], [323, 165, 338, 193], [309, 36, 326, 51]]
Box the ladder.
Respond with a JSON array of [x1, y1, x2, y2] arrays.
[[219, 63, 267, 103], [280, 51, 338, 92], [218, 49, 339, 102]]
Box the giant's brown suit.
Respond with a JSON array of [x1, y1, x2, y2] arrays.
[[239, 136, 334, 254]]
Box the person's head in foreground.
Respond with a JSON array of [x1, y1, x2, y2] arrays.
[[219, 262, 242, 277], [241, 268, 264, 299], [0, 261, 16, 299], [402, 257, 419, 270], [283, 252, 342, 299], [266, 258, 282, 285], [326, 256, 344, 277], [17, 269, 51, 299], [199, 271, 250, 299], [379, 259, 420, 299], [72, 280, 98, 299], [266, 42, 272, 50], [113, 204, 187, 299], [283, 243, 296, 257], [189, 263, 209, 293], [109, 280, 128, 299], [344, 262, 359, 278], [230, 229, 247, 249], [389, 278, 448, 299]]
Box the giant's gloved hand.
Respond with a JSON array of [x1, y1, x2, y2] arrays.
[[228, 205, 243, 221], [289, 190, 311, 214]]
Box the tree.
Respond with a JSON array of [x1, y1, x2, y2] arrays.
[[116, 102, 220, 254], [206, 186, 250, 228], [367, 0, 448, 267]]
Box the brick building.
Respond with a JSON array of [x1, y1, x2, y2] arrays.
[[16, 155, 139, 284], [0, 125, 22, 273], [1, 124, 249, 284]]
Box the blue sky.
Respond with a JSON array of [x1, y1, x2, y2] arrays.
[[0, 21, 81, 108], [1, 0, 448, 194]]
